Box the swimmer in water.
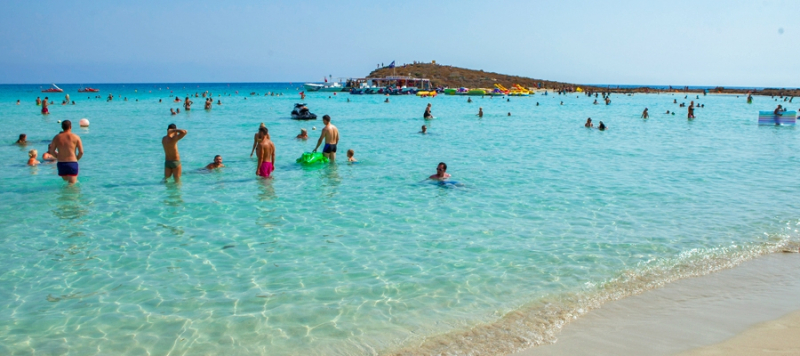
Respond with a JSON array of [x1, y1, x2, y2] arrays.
[[424, 103, 433, 119], [15, 133, 27, 146], [584, 118, 593, 128], [170, 108, 176, 115], [205, 155, 224, 170], [16, 100, 20, 105], [41, 97, 49, 115], [507, 112, 511, 116], [477, 107, 483, 118], [467, 97, 472, 103], [385, 98, 390, 103], [593, 99, 598, 105], [184, 97, 192, 110], [296, 128, 308, 140], [420, 125, 427, 134], [598, 121, 606, 131], [27, 149, 40, 166], [641, 108, 649, 119], [42, 143, 56, 161], [217, 100, 222, 105], [347, 149, 357, 162], [429, 162, 451, 181]]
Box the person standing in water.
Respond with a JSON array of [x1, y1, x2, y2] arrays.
[[477, 107, 483, 118], [424, 103, 433, 119], [641, 108, 649, 119], [256, 127, 275, 177], [183, 97, 193, 111], [313, 115, 339, 162], [250, 123, 267, 157], [49, 120, 84, 184], [687, 103, 695, 119], [162, 123, 187, 182], [41, 97, 49, 115]]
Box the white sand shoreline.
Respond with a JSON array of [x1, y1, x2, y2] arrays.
[[513, 252, 800, 356]]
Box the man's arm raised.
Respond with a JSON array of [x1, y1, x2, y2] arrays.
[[175, 129, 188, 140]]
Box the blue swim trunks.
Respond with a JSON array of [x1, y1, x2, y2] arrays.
[[323, 143, 337, 153], [57, 162, 79, 177]]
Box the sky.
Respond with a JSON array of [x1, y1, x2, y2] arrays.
[[0, 0, 798, 87]]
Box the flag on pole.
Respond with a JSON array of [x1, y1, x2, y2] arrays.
[[388, 61, 395, 68]]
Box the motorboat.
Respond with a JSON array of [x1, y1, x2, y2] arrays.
[[303, 82, 344, 92], [42, 84, 63, 93], [78, 87, 100, 93], [291, 103, 317, 120]]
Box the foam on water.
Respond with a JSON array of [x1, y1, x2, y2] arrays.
[[1, 84, 799, 355]]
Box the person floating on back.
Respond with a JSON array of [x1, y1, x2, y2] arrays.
[[49, 120, 84, 184], [162, 123, 187, 182], [313, 115, 339, 162]]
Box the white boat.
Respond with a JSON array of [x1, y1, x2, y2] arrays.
[[303, 82, 344, 92]]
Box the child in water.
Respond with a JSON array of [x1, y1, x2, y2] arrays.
[[27, 149, 40, 166], [347, 149, 357, 162]]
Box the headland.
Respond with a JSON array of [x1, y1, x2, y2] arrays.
[[368, 62, 800, 96]]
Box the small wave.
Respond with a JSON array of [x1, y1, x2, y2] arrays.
[[385, 233, 800, 356]]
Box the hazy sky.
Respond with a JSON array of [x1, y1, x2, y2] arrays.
[[1, 0, 797, 86]]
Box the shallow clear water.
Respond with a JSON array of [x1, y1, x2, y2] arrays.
[[1, 84, 799, 355]]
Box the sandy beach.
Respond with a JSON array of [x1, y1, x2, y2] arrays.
[[514, 252, 800, 356], [677, 309, 800, 356]]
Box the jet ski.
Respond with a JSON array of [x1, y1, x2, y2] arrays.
[[291, 103, 317, 120]]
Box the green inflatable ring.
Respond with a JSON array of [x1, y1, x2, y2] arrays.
[[296, 152, 329, 165]]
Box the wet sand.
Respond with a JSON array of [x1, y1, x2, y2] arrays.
[[513, 252, 800, 356]]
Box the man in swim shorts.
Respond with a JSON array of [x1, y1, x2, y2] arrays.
[[313, 115, 339, 162], [49, 120, 84, 184], [162, 123, 187, 182], [429, 162, 451, 181], [41, 97, 49, 115], [256, 127, 275, 177]]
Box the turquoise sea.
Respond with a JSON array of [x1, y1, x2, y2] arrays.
[[1, 83, 799, 355]]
